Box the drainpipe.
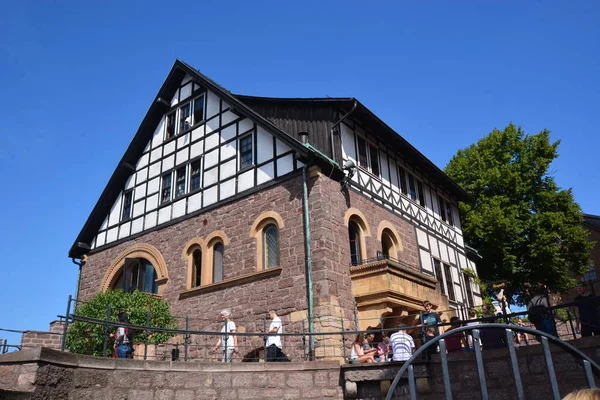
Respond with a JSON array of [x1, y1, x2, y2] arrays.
[[329, 100, 358, 163], [71, 256, 85, 302], [301, 163, 315, 360]]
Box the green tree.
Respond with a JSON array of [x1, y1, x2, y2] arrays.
[[445, 123, 592, 304], [65, 290, 177, 356]]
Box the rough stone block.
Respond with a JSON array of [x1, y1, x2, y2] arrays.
[[174, 389, 195, 400], [192, 388, 218, 400], [73, 369, 109, 388], [218, 389, 238, 399], [155, 388, 175, 400], [286, 371, 313, 388], [231, 373, 252, 388], [127, 389, 153, 400]]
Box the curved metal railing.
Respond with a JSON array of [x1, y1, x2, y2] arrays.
[[385, 324, 600, 400]]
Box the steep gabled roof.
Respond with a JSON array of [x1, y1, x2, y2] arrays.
[[70, 61, 470, 258], [68, 60, 310, 258]]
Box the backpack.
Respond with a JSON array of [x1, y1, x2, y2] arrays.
[[116, 326, 134, 346], [528, 297, 549, 326]]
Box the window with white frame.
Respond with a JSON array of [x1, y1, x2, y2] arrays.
[[164, 94, 205, 139], [121, 190, 133, 221], [356, 136, 380, 177], [161, 173, 172, 204], [444, 263, 456, 301], [398, 166, 425, 206], [433, 259, 445, 296], [239, 134, 253, 170], [464, 272, 474, 307], [175, 167, 186, 198], [438, 195, 454, 226], [165, 111, 176, 140], [190, 159, 201, 192]]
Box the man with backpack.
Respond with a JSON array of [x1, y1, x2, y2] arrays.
[[527, 287, 557, 337], [115, 312, 134, 359]]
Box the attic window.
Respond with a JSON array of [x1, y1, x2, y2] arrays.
[[177, 94, 205, 135], [239, 134, 253, 170], [165, 112, 176, 140], [121, 190, 133, 221]]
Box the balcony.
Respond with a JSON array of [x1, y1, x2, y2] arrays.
[[349, 254, 449, 330]]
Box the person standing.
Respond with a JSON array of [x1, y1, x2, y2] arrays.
[[419, 300, 441, 358], [527, 287, 557, 337], [444, 317, 466, 353], [115, 312, 133, 359], [574, 284, 600, 337], [265, 309, 283, 361], [211, 309, 238, 362], [389, 323, 415, 362]]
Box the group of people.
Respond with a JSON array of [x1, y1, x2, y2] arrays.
[[112, 308, 287, 362], [112, 286, 598, 362], [209, 308, 287, 362]]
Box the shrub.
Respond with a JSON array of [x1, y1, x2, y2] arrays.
[[65, 290, 177, 356]]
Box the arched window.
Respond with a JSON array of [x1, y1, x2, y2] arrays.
[[263, 224, 279, 269], [112, 258, 158, 294], [250, 212, 284, 272], [192, 249, 202, 287], [349, 221, 362, 266], [213, 243, 224, 283], [381, 229, 395, 258]]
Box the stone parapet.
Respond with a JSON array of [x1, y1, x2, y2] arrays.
[[0, 348, 343, 399]]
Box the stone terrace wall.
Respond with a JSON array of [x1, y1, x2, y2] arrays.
[[20, 321, 64, 351], [0, 347, 343, 400]]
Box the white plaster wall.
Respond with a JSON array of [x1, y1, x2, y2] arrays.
[[256, 127, 273, 164]]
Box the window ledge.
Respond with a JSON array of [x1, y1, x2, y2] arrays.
[[178, 267, 282, 299]]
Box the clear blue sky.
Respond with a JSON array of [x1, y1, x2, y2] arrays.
[[1, 1, 598, 346]]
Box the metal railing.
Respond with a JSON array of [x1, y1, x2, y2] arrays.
[[1, 293, 595, 363], [385, 324, 600, 400]]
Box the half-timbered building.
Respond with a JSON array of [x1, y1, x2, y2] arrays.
[[69, 60, 482, 358]]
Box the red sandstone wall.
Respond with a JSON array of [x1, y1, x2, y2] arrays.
[[20, 321, 64, 351], [77, 170, 422, 359]]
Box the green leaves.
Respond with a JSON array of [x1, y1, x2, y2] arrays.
[[65, 290, 177, 356], [446, 123, 592, 304]]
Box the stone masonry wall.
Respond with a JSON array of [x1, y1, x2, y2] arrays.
[[80, 174, 311, 360], [77, 169, 431, 361], [0, 348, 343, 400], [20, 321, 64, 351]]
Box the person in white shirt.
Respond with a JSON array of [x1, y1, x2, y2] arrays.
[[265, 309, 283, 361], [211, 309, 238, 362], [390, 323, 415, 362]]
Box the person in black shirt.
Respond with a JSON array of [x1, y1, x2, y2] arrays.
[[574, 284, 600, 337]]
